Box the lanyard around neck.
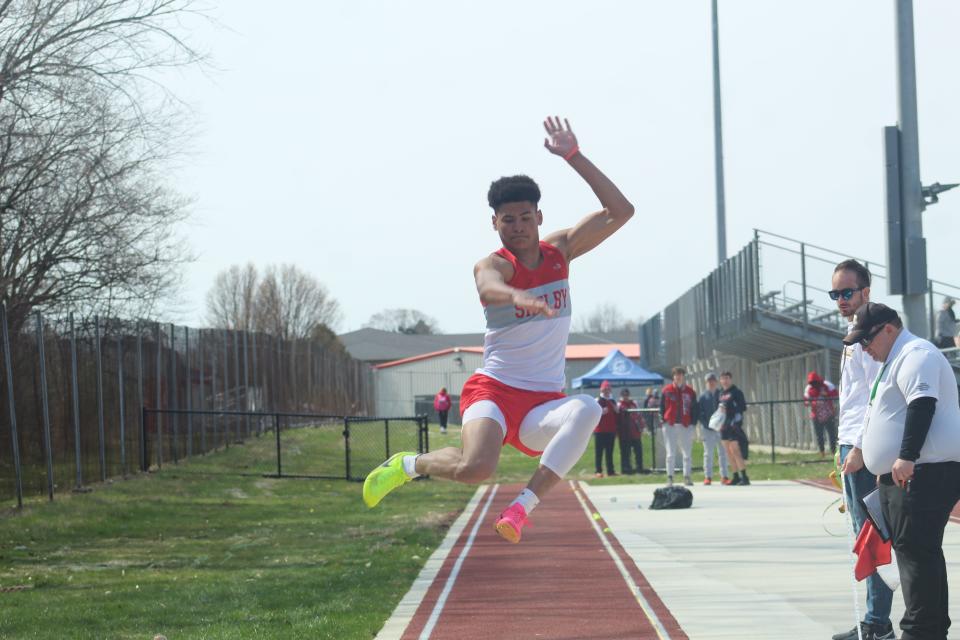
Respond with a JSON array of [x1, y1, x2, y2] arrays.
[[869, 360, 891, 405]]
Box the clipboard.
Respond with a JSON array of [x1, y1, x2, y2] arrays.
[[858, 488, 891, 542]]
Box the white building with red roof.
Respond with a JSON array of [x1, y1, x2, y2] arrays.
[[340, 329, 641, 418]]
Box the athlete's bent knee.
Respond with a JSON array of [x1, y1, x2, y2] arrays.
[[574, 394, 602, 426]]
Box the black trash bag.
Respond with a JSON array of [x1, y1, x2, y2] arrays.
[[649, 486, 693, 510]]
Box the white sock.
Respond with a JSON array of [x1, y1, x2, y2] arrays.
[[402, 455, 420, 479], [510, 488, 540, 514]]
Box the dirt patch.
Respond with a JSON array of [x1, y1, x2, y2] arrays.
[[417, 510, 459, 531], [253, 480, 276, 497]]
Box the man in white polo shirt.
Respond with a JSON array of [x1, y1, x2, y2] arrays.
[[846, 302, 960, 640], [831, 260, 894, 640]]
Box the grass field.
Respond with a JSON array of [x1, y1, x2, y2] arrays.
[[0, 424, 833, 639]]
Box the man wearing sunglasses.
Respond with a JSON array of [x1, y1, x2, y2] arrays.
[[848, 302, 960, 640], [829, 260, 894, 640]]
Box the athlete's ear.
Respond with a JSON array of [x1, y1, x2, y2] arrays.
[[537, 209, 543, 226], [491, 214, 498, 231], [862, 286, 871, 303]]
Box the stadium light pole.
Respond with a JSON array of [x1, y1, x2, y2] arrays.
[[885, 0, 957, 337], [711, 0, 727, 265], [892, 0, 927, 335]]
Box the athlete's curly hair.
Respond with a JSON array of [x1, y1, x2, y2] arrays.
[[487, 175, 541, 211]]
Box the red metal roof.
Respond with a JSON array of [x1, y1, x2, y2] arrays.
[[374, 347, 484, 369], [565, 343, 640, 359], [374, 343, 639, 369]]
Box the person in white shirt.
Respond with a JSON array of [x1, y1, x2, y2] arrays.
[[847, 302, 960, 640], [831, 260, 894, 640]]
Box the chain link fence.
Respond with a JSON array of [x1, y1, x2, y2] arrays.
[[0, 306, 375, 507], [141, 410, 429, 482], [344, 416, 429, 481]]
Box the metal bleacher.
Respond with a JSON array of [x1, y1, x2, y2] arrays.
[[640, 229, 960, 385]]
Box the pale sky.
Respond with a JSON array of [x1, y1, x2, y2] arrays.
[[165, 1, 960, 334]]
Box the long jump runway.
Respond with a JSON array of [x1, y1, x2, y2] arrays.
[[377, 481, 687, 640], [377, 480, 960, 639]]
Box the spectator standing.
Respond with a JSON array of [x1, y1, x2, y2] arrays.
[[433, 387, 452, 435], [643, 387, 658, 433], [804, 371, 839, 457], [594, 380, 618, 478], [659, 366, 698, 486], [697, 373, 729, 485], [847, 302, 960, 640], [617, 388, 642, 474], [718, 371, 749, 485], [830, 259, 894, 640], [935, 297, 957, 349]]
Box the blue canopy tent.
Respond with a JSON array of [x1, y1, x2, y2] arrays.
[[571, 349, 664, 389]]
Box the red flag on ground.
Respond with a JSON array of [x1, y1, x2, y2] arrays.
[[852, 519, 892, 581]]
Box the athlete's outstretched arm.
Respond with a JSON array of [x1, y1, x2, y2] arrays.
[[474, 256, 555, 317], [541, 116, 634, 261]]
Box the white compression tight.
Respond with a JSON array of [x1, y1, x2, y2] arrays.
[[517, 394, 602, 477], [461, 395, 602, 477]]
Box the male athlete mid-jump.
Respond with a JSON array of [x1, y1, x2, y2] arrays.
[[363, 116, 635, 543]]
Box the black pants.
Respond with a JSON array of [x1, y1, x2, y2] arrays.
[[619, 434, 642, 473], [438, 410, 448, 429], [812, 418, 838, 453], [880, 462, 960, 640], [594, 432, 616, 475], [935, 336, 954, 349]]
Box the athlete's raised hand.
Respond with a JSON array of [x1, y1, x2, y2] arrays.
[[543, 116, 579, 159]]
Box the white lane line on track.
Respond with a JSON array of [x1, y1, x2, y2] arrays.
[[375, 484, 490, 640], [570, 480, 673, 640], [419, 483, 500, 640]]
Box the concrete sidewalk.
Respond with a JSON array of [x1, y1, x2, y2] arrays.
[[583, 480, 960, 640]]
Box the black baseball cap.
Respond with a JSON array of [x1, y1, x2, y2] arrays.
[[842, 302, 900, 345]]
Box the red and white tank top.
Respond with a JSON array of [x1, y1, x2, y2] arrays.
[[476, 241, 571, 392]]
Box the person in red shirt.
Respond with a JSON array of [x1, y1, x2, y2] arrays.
[[659, 366, 699, 486], [803, 371, 838, 457], [594, 380, 619, 477], [617, 388, 642, 474], [433, 387, 452, 435]]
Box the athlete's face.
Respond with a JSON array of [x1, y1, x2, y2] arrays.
[[493, 201, 542, 252], [831, 269, 870, 320], [720, 375, 732, 390], [673, 373, 685, 387]]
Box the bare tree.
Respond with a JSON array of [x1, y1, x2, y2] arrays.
[[0, 1, 204, 330], [575, 302, 643, 334], [365, 308, 440, 335], [310, 322, 346, 354], [205, 263, 259, 331], [0, 1, 203, 113], [254, 264, 342, 341]]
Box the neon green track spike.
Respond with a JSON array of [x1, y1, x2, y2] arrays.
[[362, 452, 415, 508]]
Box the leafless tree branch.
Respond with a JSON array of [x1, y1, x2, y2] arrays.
[[0, 0, 206, 331]]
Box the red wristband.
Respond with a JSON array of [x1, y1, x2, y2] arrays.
[[563, 145, 580, 161]]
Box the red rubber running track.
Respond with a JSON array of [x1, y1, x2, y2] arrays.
[[390, 481, 688, 640]]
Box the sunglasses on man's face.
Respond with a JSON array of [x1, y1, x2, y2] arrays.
[[828, 287, 865, 301], [860, 324, 887, 347]]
